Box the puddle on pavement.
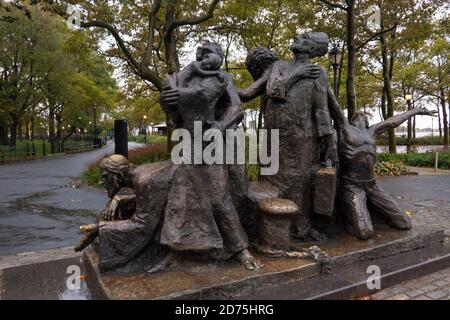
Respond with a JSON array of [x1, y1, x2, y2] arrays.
[[0, 187, 105, 255], [1, 256, 92, 300]]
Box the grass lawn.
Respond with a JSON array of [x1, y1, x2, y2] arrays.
[[0, 138, 95, 161]]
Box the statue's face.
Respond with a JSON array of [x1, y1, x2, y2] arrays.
[[200, 49, 223, 70], [351, 115, 369, 130], [100, 170, 122, 198], [291, 33, 329, 58], [291, 36, 315, 55]]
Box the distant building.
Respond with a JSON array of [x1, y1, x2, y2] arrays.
[[151, 123, 167, 136]]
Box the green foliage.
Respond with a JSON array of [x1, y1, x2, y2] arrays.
[[0, 3, 119, 147], [82, 143, 169, 186], [128, 135, 167, 144], [246, 163, 260, 182], [374, 159, 407, 177], [377, 152, 450, 169], [82, 165, 102, 186]]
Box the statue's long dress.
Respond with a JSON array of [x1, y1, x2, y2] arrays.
[[264, 60, 333, 238], [159, 72, 249, 259]]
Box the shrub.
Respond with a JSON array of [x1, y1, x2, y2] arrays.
[[128, 134, 167, 144], [377, 151, 450, 169], [374, 159, 406, 176], [247, 163, 260, 181], [82, 143, 169, 186], [127, 143, 169, 165]]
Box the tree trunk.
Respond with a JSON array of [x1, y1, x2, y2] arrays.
[[48, 108, 56, 153], [345, 0, 356, 121], [25, 120, 30, 140], [0, 120, 8, 145], [406, 100, 412, 153], [31, 117, 35, 141], [56, 114, 62, 141], [437, 97, 442, 137], [336, 41, 345, 100], [440, 86, 449, 149], [380, 86, 387, 121], [9, 121, 18, 147], [18, 121, 23, 141], [162, 1, 181, 153], [380, 19, 396, 154]]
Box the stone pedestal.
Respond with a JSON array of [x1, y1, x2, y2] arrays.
[[82, 223, 448, 300], [257, 198, 298, 251]]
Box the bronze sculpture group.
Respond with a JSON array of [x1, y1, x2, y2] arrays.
[[75, 32, 435, 274]]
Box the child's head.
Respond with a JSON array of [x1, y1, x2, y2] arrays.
[[197, 41, 224, 71], [245, 47, 279, 80]]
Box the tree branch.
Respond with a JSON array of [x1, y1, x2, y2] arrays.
[[317, 0, 347, 11], [81, 20, 164, 91], [166, 0, 221, 35], [81, 21, 139, 71], [356, 25, 397, 52], [141, 0, 162, 71]]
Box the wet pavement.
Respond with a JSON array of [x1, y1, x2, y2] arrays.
[[0, 142, 142, 255], [369, 172, 450, 300], [378, 174, 450, 236], [1, 154, 450, 299]]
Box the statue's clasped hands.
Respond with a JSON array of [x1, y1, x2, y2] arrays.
[[295, 64, 322, 79], [159, 88, 179, 113]]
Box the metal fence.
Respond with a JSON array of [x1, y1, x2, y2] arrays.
[[0, 138, 98, 163]]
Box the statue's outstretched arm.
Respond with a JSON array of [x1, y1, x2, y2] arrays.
[[236, 68, 270, 103], [327, 86, 348, 130], [370, 107, 436, 136]]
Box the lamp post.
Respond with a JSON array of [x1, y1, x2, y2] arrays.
[[143, 115, 147, 143], [329, 46, 343, 98], [93, 105, 99, 148], [405, 94, 413, 153]]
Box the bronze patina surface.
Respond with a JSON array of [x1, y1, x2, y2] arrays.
[[83, 223, 444, 300]]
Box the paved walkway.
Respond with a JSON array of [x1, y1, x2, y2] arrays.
[[371, 267, 450, 300], [371, 167, 450, 300], [0, 247, 79, 270], [0, 142, 142, 255]]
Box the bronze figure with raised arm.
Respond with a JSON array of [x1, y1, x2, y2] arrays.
[[327, 88, 437, 239]]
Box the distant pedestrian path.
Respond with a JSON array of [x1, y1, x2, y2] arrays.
[[0, 142, 142, 255]]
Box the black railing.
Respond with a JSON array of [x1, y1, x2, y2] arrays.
[[0, 137, 101, 163]]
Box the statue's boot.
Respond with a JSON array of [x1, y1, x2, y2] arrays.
[[366, 181, 412, 230]]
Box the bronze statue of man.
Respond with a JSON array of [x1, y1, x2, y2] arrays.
[[327, 89, 436, 239], [239, 33, 338, 241]]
